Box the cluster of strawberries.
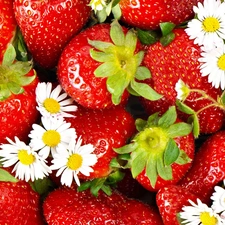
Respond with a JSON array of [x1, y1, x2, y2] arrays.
[[0, 0, 225, 224]]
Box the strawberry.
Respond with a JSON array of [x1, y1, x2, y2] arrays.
[[156, 184, 199, 225], [57, 20, 161, 109], [0, 168, 45, 225], [13, 0, 91, 69], [64, 104, 136, 180], [0, 0, 17, 62], [114, 106, 195, 192], [119, 0, 204, 30], [43, 186, 164, 224], [43, 187, 117, 224], [0, 45, 40, 144], [140, 28, 224, 134], [179, 130, 225, 204]]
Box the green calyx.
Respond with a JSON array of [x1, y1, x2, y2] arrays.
[[88, 20, 162, 105], [0, 44, 35, 101], [114, 106, 192, 188]]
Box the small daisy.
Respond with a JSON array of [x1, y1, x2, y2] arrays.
[[89, 0, 106, 13], [50, 136, 97, 187], [0, 137, 51, 182], [185, 0, 225, 48], [211, 186, 225, 214], [180, 198, 223, 225], [29, 116, 76, 159], [36, 82, 77, 119], [198, 44, 225, 90], [175, 79, 190, 101]]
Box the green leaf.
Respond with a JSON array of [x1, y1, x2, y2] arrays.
[[0, 168, 18, 182], [188, 114, 200, 138], [94, 61, 119, 77], [90, 177, 107, 197], [160, 22, 176, 36], [78, 180, 92, 192], [134, 51, 145, 66], [130, 80, 162, 101], [7, 82, 24, 95], [147, 112, 160, 126], [136, 28, 159, 45], [124, 29, 137, 53], [135, 118, 147, 131], [2, 44, 16, 66], [113, 142, 137, 154], [176, 100, 195, 115], [156, 157, 173, 181], [118, 153, 131, 161], [110, 20, 125, 46], [158, 106, 177, 127], [107, 71, 129, 105], [146, 157, 158, 188], [135, 66, 151, 80], [110, 158, 122, 168], [106, 170, 125, 185], [88, 39, 114, 52], [167, 122, 192, 138], [31, 177, 54, 195], [11, 61, 33, 76], [160, 32, 175, 46], [90, 49, 115, 63], [175, 150, 191, 165], [0, 86, 11, 101], [19, 74, 36, 86], [96, 9, 107, 23], [131, 150, 148, 178], [112, 3, 122, 19], [101, 184, 112, 196], [164, 139, 180, 166]]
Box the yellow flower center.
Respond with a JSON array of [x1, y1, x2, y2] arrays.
[[217, 54, 225, 71], [200, 212, 217, 225], [202, 17, 220, 33], [42, 130, 61, 147], [18, 150, 35, 165], [67, 153, 83, 170], [43, 98, 60, 114]]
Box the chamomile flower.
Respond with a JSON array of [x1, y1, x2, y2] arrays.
[[89, 0, 106, 13], [50, 136, 97, 187], [29, 116, 76, 159], [180, 198, 223, 225], [36, 82, 77, 119], [0, 137, 51, 182], [185, 0, 225, 48], [198, 44, 225, 90], [175, 79, 190, 101], [211, 186, 225, 214]]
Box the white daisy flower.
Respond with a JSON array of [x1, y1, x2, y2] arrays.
[[29, 116, 77, 159], [36, 82, 77, 119], [0, 137, 51, 182], [185, 0, 225, 48], [50, 136, 97, 187], [211, 186, 225, 214], [175, 79, 190, 100], [180, 199, 223, 225], [198, 44, 225, 90], [89, 0, 106, 13]]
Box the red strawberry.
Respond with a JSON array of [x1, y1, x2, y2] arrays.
[[65, 105, 136, 180], [179, 130, 225, 204], [0, 45, 40, 144], [140, 28, 224, 134], [119, 0, 204, 30], [43, 186, 163, 225], [0, 168, 45, 225], [114, 106, 195, 192], [43, 187, 117, 224], [0, 0, 17, 62], [13, 0, 91, 69], [57, 20, 161, 109], [156, 185, 199, 225]]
